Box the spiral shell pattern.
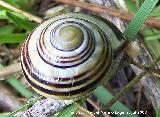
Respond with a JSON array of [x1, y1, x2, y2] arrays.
[[21, 13, 114, 99]]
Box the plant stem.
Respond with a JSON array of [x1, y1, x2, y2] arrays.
[[55, 0, 160, 28], [0, 0, 42, 23], [131, 59, 160, 78], [0, 63, 21, 78], [8, 96, 43, 117], [98, 55, 160, 116]]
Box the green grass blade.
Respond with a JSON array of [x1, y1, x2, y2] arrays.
[[0, 5, 12, 12], [0, 25, 15, 34], [6, 11, 37, 31], [150, 7, 160, 17], [0, 10, 8, 19], [4, 0, 30, 10], [5, 0, 19, 8], [156, 107, 160, 117], [124, 0, 138, 13], [93, 86, 138, 117], [124, 0, 159, 40], [6, 76, 34, 98], [57, 103, 80, 117], [0, 10, 37, 31], [152, 28, 160, 33], [145, 40, 160, 57], [57, 98, 85, 117], [141, 28, 158, 37], [0, 113, 8, 117], [145, 33, 160, 41], [8, 96, 43, 117], [0, 33, 27, 43], [14, 0, 30, 10], [141, 28, 160, 57], [136, 0, 144, 8]]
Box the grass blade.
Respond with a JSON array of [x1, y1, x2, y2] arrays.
[[57, 98, 85, 117], [0, 25, 15, 34], [93, 86, 138, 117], [0, 33, 27, 43], [5, 0, 19, 8], [6, 11, 37, 31], [0, 10, 8, 19], [124, 0, 138, 13], [0, 113, 8, 117], [145, 33, 160, 41], [6, 76, 34, 98]]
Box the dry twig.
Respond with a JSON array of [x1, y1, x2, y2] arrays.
[[0, 63, 21, 78], [55, 0, 160, 28]]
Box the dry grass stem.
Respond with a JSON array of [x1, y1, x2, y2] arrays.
[[0, 62, 21, 78], [0, 0, 42, 23], [55, 0, 160, 28]]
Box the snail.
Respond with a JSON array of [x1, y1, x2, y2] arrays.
[[21, 13, 125, 100]]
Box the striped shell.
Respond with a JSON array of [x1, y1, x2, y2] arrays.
[[21, 13, 117, 99]]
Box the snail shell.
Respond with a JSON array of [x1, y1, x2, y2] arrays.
[[21, 13, 122, 100]]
